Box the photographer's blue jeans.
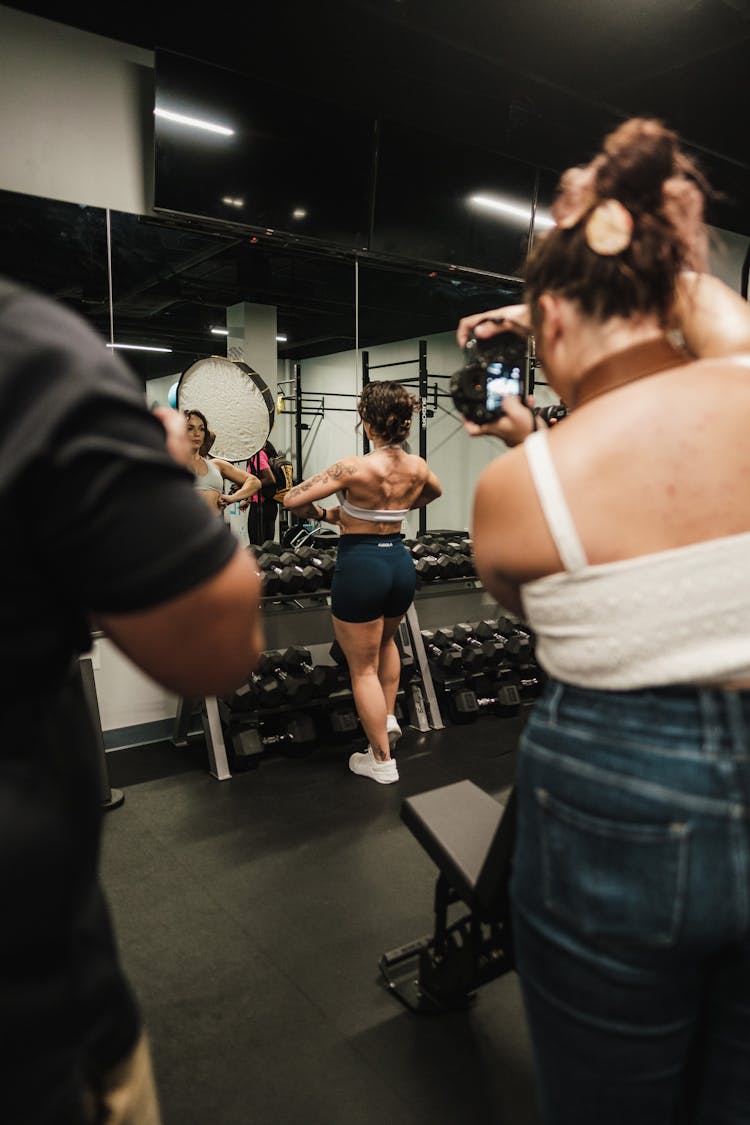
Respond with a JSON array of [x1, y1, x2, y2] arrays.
[[511, 680, 750, 1125]]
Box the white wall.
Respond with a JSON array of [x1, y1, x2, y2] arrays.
[[145, 372, 181, 407], [92, 638, 177, 732], [0, 6, 153, 215], [709, 228, 750, 295]]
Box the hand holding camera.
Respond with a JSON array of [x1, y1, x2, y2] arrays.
[[455, 303, 531, 349], [450, 323, 530, 425], [452, 306, 567, 443]]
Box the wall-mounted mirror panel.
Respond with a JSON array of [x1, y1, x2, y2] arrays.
[[154, 48, 373, 251], [527, 166, 568, 416], [0, 188, 109, 338], [301, 258, 525, 535], [105, 210, 356, 548], [0, 183, 556, 540], [107, 211, 357, 378], [371, 120, 541, 275]]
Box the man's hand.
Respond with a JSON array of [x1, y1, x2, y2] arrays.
[[456, 303, 531, 349], [462, 395, 538, 447], [152, 406, 193, 468]]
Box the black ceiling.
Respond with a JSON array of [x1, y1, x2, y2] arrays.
[[4, 0, 750, 379], [9, 0, 749, 201]]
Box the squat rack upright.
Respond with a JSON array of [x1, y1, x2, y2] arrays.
[[281, 341, 456, 537], [363, 339, 457, 537]]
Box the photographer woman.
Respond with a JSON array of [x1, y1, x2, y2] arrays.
[[467, 119, 750, 1123], [283, 381, 442, 783]]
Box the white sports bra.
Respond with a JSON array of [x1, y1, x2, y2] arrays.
[[192, 458, 223, 494], [336, 492, 410, 523], [520, 429, 750, 689]]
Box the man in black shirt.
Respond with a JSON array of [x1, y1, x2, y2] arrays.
[[0, 279, 263, 1123]]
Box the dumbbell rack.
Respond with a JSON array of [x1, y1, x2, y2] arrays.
[[172, 575, 507, 780]]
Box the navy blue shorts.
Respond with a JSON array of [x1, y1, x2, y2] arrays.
[[330, 534, 416, 623]]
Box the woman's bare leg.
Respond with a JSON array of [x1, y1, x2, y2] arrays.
[[332, 615, 391, 760], [378, 615, 404, 717]]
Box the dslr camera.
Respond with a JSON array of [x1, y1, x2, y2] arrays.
[[450, 329, 528, 425]]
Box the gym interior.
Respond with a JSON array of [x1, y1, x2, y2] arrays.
[[2, 4, 749, 1123]]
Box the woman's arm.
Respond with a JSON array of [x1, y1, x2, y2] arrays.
[[471, 459, 525, 618], [409, 468, 443, 510], [215, 460, 261, 504], [456, 303, 531, 348], [672, 273, 750, 358], [283, 459, 360, 519]]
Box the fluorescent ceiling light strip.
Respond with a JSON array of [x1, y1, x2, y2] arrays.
[[470, 194, 555, 228], [154, 108, 234, 136], [107, 343, 173, 353], [213, 329, 286, 341]]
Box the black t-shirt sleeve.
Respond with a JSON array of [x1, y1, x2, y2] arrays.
[[0, 289, 237, 617]]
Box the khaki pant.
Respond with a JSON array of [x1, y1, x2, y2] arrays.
[[83, 1033, 162, 1125]]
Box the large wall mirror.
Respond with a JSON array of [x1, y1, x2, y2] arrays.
[[0, 179, 562, 536], [0, 188, 110, 339]]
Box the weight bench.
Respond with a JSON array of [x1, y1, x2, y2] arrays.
[[380, 780, 516, 1013]]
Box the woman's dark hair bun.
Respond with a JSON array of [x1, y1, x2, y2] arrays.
[[526, 116, 710, 324], [358, 381, 419, 444], [594, 118, 707, 216], [595, 119, 679, 208]]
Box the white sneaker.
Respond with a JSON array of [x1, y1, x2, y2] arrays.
[[386, 714, 402, 750], [349, 747, 399, 784]]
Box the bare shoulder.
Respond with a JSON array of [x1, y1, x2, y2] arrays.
[[475, 445, 527, 498], [407, 451, 431, 478], [326, 457, 362, 481]]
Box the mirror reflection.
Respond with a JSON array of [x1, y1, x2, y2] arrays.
[[0, 183, 560, 539], [0, 188, 109, 338]]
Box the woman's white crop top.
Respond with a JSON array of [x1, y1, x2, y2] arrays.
[[193, 458, 223, 493], [520, 429, 750, 689], [336, 491, 409, 523]]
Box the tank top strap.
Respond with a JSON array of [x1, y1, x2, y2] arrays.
[[524, 430, 588, 572]]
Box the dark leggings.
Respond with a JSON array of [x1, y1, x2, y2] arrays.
[[247, 499, 277, 545], [330, 534, 416, 622]]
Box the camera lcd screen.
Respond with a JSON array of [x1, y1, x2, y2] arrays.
[[486, 363, 523, 412]]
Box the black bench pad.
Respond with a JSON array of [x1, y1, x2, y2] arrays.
[[401, 780, 514, 915]]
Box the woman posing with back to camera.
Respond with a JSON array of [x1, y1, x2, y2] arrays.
[[464, 118, 750, 1123], [284, 381, 442, 784]]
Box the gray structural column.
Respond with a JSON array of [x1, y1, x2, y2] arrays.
[[227, 301, 278, 394]]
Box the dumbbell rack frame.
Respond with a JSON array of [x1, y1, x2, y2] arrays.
[[171, 577, 505, 780]]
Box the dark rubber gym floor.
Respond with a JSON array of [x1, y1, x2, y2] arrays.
[[103, 716, 541, 1125]]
